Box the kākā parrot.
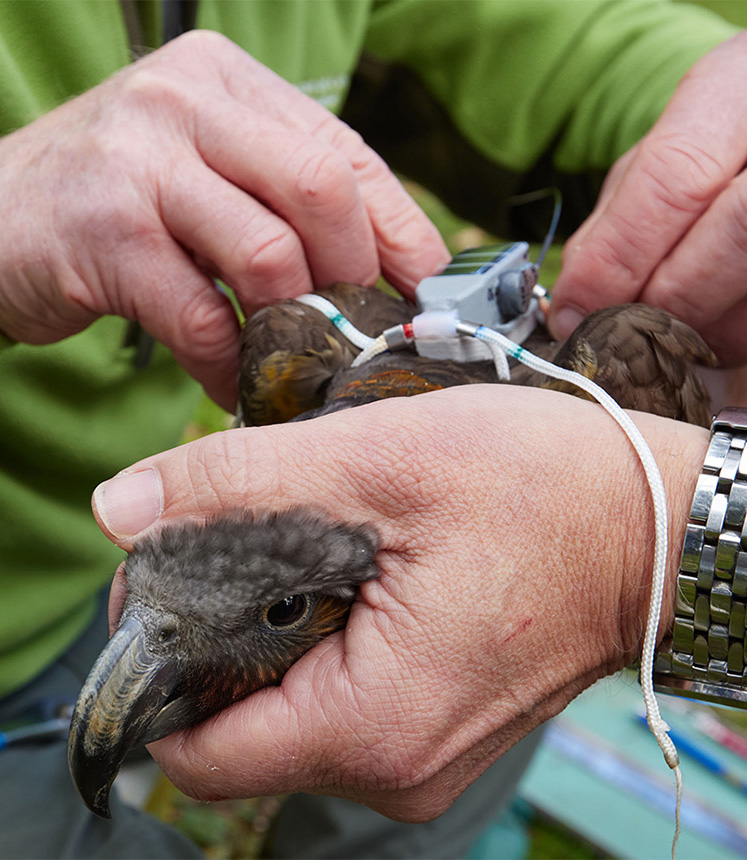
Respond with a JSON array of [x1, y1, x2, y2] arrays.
[[69, 280, 718, 817], [68, 509, 379, 817]]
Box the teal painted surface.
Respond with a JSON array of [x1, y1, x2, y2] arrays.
[[520, 675, 747, 859]]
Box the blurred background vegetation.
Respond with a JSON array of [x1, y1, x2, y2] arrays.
[[154, 184, 593, 859]]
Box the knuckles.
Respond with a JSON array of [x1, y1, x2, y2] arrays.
[[234, 227, 311, 299], [138, 29, 239, 79], [170, 290, 239, 364], [115, 65, 195, 119], [98, 33, 240, 134], [290, 145, 357, 212], [637, 131, 730, 213]]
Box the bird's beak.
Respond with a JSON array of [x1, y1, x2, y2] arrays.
[[67, 615, 178, 818]]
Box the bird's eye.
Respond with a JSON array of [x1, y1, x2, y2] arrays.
[[158, 624, 176, 644], [263, 595, 310, 630]]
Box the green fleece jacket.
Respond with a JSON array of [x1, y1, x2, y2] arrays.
[[0, 0, 739, 697]]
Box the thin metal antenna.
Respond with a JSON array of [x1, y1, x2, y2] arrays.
[[506, 187, 562, 269]]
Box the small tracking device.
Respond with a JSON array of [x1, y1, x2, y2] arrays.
[[414, 242, 545, 362]]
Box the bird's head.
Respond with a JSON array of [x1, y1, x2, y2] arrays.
[[67, 508, 379, 818]]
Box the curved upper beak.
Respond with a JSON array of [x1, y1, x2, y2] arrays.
[[67, 615, 177, 818]]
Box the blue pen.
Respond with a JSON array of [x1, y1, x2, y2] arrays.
[[636, 712, 747, 796], [0, 717, 70, 751], [551, 721, 747, 855]]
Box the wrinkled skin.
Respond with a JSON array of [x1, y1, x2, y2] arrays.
[[94, 386, 708, 821], [57, 18, 747, 824], [0, 30, 447, 409], [552, 30, 747, 401]]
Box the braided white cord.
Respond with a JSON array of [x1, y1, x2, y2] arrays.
[[482, 339, 511, 380], [461, 322, 682, 854], [351, 335, 388, 367], [296, 292, 683, 854]]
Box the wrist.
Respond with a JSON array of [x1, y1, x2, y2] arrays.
[[652, 408, 747, 706]]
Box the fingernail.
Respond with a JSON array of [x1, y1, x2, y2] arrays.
[[93, 469, 163, 539], [550, 305, 585, 340]]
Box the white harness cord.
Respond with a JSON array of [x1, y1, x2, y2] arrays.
[[296, 297, 682, 856], [296, 293, 376, 350], [459, 322, 682, 857], [351, 333, 389, 367]]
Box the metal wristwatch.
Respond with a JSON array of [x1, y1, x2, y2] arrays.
[[654, 407, 747, 709]]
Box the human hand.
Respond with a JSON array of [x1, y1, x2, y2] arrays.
[[550, 31, 747, 370], [0, 31, 447, 409], [92, 386, 707, 819]]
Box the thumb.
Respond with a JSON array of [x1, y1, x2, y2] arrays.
[[91, 402, 422, 550], [91, 404, 424, 803]]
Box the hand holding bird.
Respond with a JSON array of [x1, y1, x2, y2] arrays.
[[68, 509, 379, 817], [72, 278, 719, 817], [85, 386, 710, 821]]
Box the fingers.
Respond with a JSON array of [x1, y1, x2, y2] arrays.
[[160, 161, 315, 315], [147, 631, 393, 803], [193, 109, 381, 292], [307, 114, 450, 294], [166, 119, 447, 317], [89, 230, 243, 410], [551, 31, 747, 343], [188, 85, 446, 300], [141, 32, 447, 298], [0, 29, 446, 399], [148, 624, 496, 817], [637, 180, 747, 363], [186, 31, 450, 293], [358, 150, 450, 296], [147, 651, 536, 817]]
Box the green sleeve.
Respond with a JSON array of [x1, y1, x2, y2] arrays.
[[0, 0, 371, 699], [0, 0, 131, 131], [342, 0, 739, 238]]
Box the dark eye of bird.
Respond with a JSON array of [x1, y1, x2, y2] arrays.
[[264, 595, 309, 629], [158, 625, 176, 644]]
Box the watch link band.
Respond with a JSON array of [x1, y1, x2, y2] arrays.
[[653, 407, 747, 708]]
